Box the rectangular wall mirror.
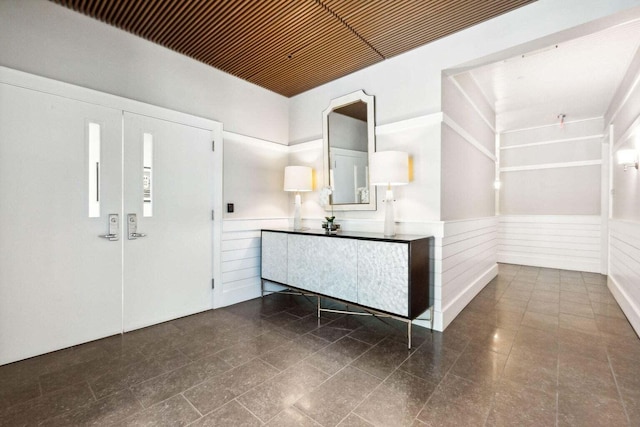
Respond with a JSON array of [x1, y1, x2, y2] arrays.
[[322, 90, 376, 211]]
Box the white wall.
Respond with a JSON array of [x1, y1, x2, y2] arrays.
[[607, 44, 640, 335], [500, 118, 604, 215], [223, 133, 289, 220], [609, 48, 640, 221], [441, 75, 496, 221], [499, 215, 602, 273], [497, 109, 605, 273], [219, 132, 290, 307], [0, 0, 289, 144], [438, 71, 498, 330], [440, 218, 499, 330]]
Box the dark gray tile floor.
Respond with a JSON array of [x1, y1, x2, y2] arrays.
[[1, 264, 639, 426]]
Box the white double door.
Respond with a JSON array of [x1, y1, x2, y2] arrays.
[[0, 83, 215, 365]]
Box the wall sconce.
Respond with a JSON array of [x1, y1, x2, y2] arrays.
[[370, 151, 409, 237], [617, 149, 639, 171], [284, 166, 313, 230]]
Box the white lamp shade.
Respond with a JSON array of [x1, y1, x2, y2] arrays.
[[283, 166, 313, 192], [370, 151, 409, 186], [617, 149, 638, 166]]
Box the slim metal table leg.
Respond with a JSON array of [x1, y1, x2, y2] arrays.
[[408, 321, 412, 349], [317, 296, 321, 318]]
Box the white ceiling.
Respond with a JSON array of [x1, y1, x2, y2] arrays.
[[461, 18, 640, 132]]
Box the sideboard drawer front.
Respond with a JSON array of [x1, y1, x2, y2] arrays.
[[357, 241, 409, 316], [261, 231, 288, 284], [288, 234, 358, 301]]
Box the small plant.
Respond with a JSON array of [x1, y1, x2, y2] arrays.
[[320, 186, 338, 232]]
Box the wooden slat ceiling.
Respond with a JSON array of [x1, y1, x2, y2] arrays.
[[50, 0, 535, 97]]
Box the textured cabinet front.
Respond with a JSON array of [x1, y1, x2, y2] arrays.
[[261, 229, 431, 321], [261, 231, 288, 284], [357, 241, 409, 316], [287, 234, 358, 301]]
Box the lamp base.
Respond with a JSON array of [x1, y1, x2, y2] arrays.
[[293, 193, 303, 231], [383, 188, 395, 237]]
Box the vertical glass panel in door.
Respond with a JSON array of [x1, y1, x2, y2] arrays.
[[88, 122, 101, 217], [143, 133, 153, 217]]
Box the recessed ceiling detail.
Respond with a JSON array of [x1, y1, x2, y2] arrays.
[[463, 19, 640, 131], [50, 0, 535, 97]]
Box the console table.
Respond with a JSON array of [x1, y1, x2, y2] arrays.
[[260, 229, 432, 348]]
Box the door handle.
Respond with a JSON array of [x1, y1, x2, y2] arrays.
[[99, 214, 119, 241], [127, 214, 147, 240]]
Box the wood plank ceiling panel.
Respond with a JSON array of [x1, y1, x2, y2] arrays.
[[242, 2, 382, 96], [50, 0, 537, 97], [324, 0, 536, 58]]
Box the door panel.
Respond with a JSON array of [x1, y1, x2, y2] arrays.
[[123, 112, 213, 331], [0, 84, 123, 364]]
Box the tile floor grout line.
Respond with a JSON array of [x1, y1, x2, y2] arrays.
[[290, 357, 377, 425], [181, 391, 204, 419], [407, 338, 473, 426], [606, 347, 632, 425], [257, 355, 286, 373], [413, 374, 441, 425], [556, 338, 560, 427], [128, 384, 147, 414], [86, 380, 98, 401], [481, 381, 498, 427], [37, 378, 43, 399], [233, 397, 267, 425]]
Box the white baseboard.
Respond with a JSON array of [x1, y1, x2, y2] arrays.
[[124, 304, 212, 333], [219, 281, 262, 308], [497, 253, 600, 273], [439, 263, 498, 331], [608, 275, 640, 338], [413, 311, 442, 332]]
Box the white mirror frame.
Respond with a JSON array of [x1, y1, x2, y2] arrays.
[[322, 90, 376, 211]]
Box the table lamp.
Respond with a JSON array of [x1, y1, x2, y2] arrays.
[[284, 166, 313, 230], [370, 151, 409, 237]]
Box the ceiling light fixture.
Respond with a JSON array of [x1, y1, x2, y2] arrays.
[[557, 113, 566, 129]]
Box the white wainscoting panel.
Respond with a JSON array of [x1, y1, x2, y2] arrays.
[[218, 218, 288, 308], [608, 219, 640, 336], [498, 215, 602, 273], [436, 217, 498, 331]]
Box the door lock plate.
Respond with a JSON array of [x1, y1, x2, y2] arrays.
[[127, 213, 146, 239], [99, 214, 119, 241], [128, 213, 137, 240]]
